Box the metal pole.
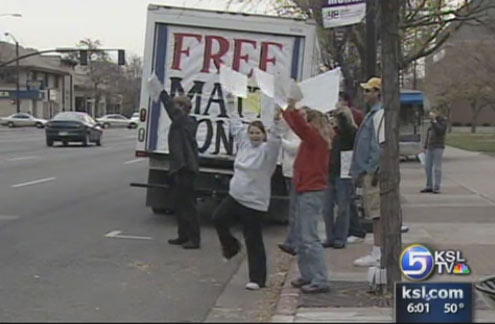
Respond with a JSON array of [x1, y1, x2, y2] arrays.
[[15, 41, 20, 113]]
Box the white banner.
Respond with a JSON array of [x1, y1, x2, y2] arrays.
[[297, 67, 341, 112], [322, 0, 366, 29], [155, 26, 296, 157]]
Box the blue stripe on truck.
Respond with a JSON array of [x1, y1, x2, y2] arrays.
[[291, 37, 301, 80], [148, 24, 168, 152]]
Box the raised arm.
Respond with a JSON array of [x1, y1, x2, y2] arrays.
[[159, 90, 184, 122]]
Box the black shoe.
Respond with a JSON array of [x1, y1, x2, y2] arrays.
[[182, 241, 200, 249], [333, 242, 345, 249], [168, 237, 188, 245], [222, 239, 241, 259], [278, 243, 297, 256], [321, 241, 334, 248], [291, 278, 311, 288], [420, 188, 433, 193], [301, 284, 330, 294]]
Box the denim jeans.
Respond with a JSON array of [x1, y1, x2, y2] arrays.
[[283, 177, 297, 249], [294, 190, 329, 287], [323, 177, 354, 245], [425, 148, 444, 191]]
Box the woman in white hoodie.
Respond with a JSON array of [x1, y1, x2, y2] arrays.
[[212, 108, 282, 291]]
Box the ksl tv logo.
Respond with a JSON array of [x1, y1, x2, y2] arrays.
[[400, 244, 471, 281]]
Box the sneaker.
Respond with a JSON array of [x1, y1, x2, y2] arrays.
[[401, 225, 410, 233], [432, 189, 440, 194], [168, 237, 188, 245], [321, 241, 334, 248], [347, 236, 365, 244], [182, 241, 200, 249], [353, 254, 380, 267], [291, 278, 311, 288], [278, 243, 297, 256], [333, 242, 345, 249], [222, 240, 241, 260], [245, 282, 261, 290], [420, 188, 433, 193], [301, 283, 330, 294]]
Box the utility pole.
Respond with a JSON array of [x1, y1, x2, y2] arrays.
[[4, 32, 21, 113], [379, 0, 403, 292], [15, 40, 20, 113], [365, 0, 378, 79]]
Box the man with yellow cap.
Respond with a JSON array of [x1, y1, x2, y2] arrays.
[[350, 76, 385, 267]]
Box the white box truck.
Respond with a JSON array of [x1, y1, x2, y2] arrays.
[[132, 4, 321, 222]]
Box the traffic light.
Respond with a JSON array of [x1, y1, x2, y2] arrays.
[[118, 50, 125, 65], [79, 50, 88, 66]]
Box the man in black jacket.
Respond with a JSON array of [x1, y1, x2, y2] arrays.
[[420, 111, 448, 194], [160, 90, 201, 249]]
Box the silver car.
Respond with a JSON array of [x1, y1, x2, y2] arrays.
[[97, 114, 137, 129], [0, 113, 48, 128]]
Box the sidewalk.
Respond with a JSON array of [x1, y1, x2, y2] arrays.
[[270, 146, 495, 323]]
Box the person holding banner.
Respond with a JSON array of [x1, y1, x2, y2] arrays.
[[212, 103, 283, 291], [158, 90, 201, 250], [322, 102, 358, 249], [281, 100, 333, 294]]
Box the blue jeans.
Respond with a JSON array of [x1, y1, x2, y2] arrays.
[[323, 177, 353, 246], [425, 148, 444, 191], [294, 191, 329, 287], [283, 177, 297, 249]]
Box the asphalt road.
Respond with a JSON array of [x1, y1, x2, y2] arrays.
[[0, 126, 245, 322]]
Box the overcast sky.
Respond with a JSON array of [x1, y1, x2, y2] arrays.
[[0, 0, 275, 60]]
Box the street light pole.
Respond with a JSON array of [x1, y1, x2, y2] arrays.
[[5, 32, 20, 113]]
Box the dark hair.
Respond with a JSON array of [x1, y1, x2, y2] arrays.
[[248, 120, 267, 141], [339, 92, 353, 107], [172, 96, 192, 113]]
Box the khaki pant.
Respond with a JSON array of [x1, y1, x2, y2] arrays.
[[362, 174, 380, 220]]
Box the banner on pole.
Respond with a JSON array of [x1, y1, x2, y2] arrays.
[[322, 0, 366, 29]]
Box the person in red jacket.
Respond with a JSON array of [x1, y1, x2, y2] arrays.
[[281, 100, 333, 294]]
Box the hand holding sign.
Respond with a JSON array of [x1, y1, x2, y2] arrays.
[[147, 73, 164, 103], [219, 65, 248, 98]]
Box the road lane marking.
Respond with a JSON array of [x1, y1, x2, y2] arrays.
[[11, 177, 56, 188], [7, 156, 39, 162], [0, 215, 20, 221], [123, 158, 145, 165], [105, 230, 152, 240]]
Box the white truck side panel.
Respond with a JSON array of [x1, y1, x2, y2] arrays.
[[136, 5, 319, 158]]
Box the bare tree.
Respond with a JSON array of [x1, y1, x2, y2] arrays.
[[425, 40, 495, 133]]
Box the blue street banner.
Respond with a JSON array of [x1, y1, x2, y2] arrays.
[[321, 0, 366, 29], [395, 282, 473, 323]]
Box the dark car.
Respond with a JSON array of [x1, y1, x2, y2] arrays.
[[45, 112, 103, 147]]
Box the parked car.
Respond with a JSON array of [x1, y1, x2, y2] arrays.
[[0, 113, 47, 128], [45, 112, 102, 147], [131, 112, 139, 122], [97, 114, 137, 129]]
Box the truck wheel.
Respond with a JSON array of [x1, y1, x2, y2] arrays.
[[46, 138, 54, 147]]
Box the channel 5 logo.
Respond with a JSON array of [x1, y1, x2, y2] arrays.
[[400, 244, 471, 281]]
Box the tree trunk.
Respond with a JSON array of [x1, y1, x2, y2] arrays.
[[379, 0, 403, 292], [470, 105, 482, 134]]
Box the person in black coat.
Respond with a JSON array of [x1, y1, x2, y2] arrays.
[[322, 104, 358, 249], [159, 90, 201, 249]]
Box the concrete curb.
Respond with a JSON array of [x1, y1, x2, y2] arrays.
[[273, 257, 300, 318]]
